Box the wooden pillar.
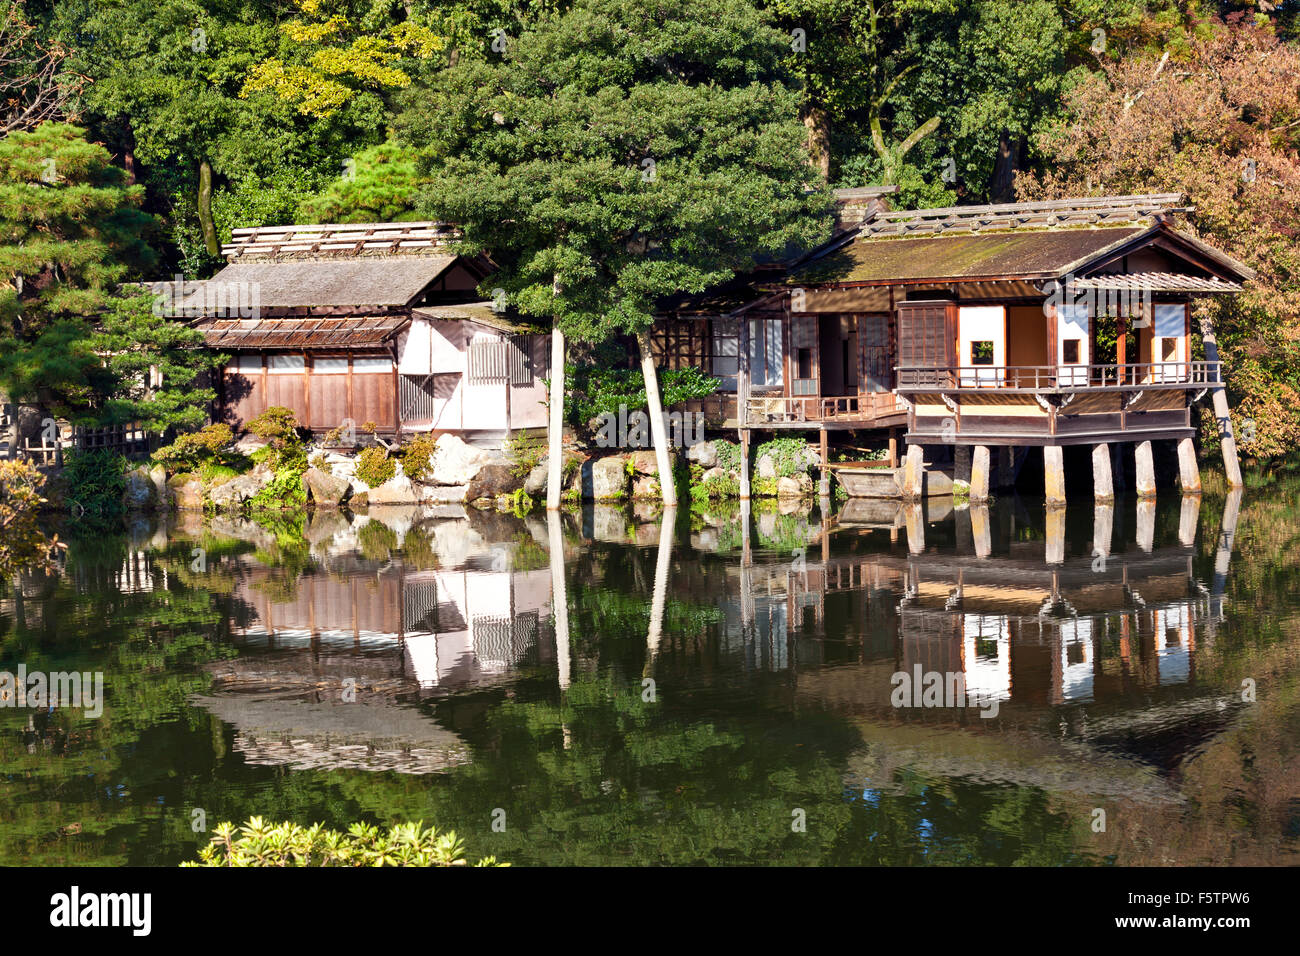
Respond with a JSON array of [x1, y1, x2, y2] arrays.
[[969, 445, 990, 502], [1198, 312, 1242, 488], [818, 428, 830, 497], [1176, 436, 1201, 495], [887, 430, 898, 468], [1092, 443, 1113, 502], [902, 444, 925, 499], [738, 315, 751, 500], [739, 429, 751, 499], [1135, 440, 1157, 499], [1043, 445, 1066, 504]]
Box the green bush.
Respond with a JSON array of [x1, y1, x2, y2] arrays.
[[563, 355, 719, 442], [182, 817, 506, 867], [250, 464, 308, 511], [151, 423, 234, 473], [506, 431, 546, 478], [356, 446, 396, 486], [246, 406, 305, 469], [755, 437, 809, 479], [398, 434, 437, 481], [61, 449, 128, 517]]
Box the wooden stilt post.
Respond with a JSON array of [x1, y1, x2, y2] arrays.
[[818, 428, 829, 497], [902, 444, 925, 499], [969, 445, 990, 502], [738, 314, 751, 499], [1176, 436, 1201, 495], [1092, 443, 1113, 502], [1198, 312, 1243, 489], [888, 430, 898, 468], [1043, 445, 1066, 504], [1135, 440, 1157, 499]]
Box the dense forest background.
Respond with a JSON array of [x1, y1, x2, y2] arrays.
[[3, 0, 1299, 453]]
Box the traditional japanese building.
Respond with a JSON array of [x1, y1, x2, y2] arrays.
[[652, 190, 1254, 501], [185, 221, 549, 442]]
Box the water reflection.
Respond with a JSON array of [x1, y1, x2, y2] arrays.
[[2, 481, 1294, 866]]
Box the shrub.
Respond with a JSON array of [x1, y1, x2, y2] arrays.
[[506, 431, 546, 478], [246, 406, 305, 468], [151, 423, 234, 473], [398, 434, 437, 481], [250, 464, 307, 511], [182, 817, 507, 867], [61, 449, 128, 518], [356, 446, 396, 486], [563, 355, 719, 443], [755, 437, 810, 479], [0, 460, 58, 576]]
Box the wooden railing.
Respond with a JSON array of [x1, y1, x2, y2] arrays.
[[744, 391, 906, 425], [896, 361, 1222, 392]]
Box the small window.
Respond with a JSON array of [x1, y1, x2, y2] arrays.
[[353, 356, 393, 373], [267, 355, 305, 372], [1062, 339, 1081, 364], [797, 347, 813, 379], [232, 354, 262, 372], [1160, 338, 1178, 361], [970, 341, 995, 365], [314, 357, 348, 374]]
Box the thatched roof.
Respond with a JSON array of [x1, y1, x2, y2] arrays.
[[181, 256, 459, 310]]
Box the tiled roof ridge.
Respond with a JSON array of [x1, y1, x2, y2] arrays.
[[221, 221, 461, 261], [857, 194, 1189, 239]]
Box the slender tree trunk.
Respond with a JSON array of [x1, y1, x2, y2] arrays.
[[546, 326, 566, 510], [198, 160, 219, 257], [636, 328, 676, 506], [802, 106, 831, 180]]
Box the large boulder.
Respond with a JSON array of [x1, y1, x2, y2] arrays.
[[687, 440, 719, 469], [629, 450, 660, 476], [631, 474, 660, 499], [701, 466, 728, 485], [524, 460, 549, 496], [149, 464, 169, 507], [207, 464, 272, 510], [421, 484, 468, 504], [367, 473, 417, 505], [430, 434, 492, 485], [302, 466, 351, 508], [167, 475, 204, 511], [756, 454, 777, 479], [122, 468, 156, 512], [465, 463, 524, 502], [777, 473, 814, 498], [582, 456, 628, 500]]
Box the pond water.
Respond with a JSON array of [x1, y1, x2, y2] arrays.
[[3, 477, 1299, 866]]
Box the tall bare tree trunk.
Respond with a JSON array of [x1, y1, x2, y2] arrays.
[[636, 328, 676, 506], [546, 326, 566, 509], [198, 160, 219, 257], [803, 106, 831, 180]]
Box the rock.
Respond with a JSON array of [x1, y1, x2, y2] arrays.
[[367, 473, 417, 505], [687, 440, 718, 469], [421, 484, 468, 504], [149, 464, 169, 506], [207, 465, 272, 510], [167, 475, 204, 511], [430, 434, 492, 485], [122, 468, 156, 511], [777, 473, 814, 498], [302, 466, 351, 508], [798, 446, 821, 471], [582, 455, 628, 500], [756, 454, 777, 479], [233, 434, 268, 455], [465, 463, 524, 502], [631, 475, 660, 499], [701, 466, 728, 484], [524, 460, 549, 496], [629, 450, 660, 476], [349, 491, 369, 509]]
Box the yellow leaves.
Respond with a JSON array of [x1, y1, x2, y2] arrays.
[[284, 15, 349, 44], [242, 13, 449, 116]]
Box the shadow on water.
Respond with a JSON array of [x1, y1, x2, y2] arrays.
[[1, 480, 1297, 866]]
